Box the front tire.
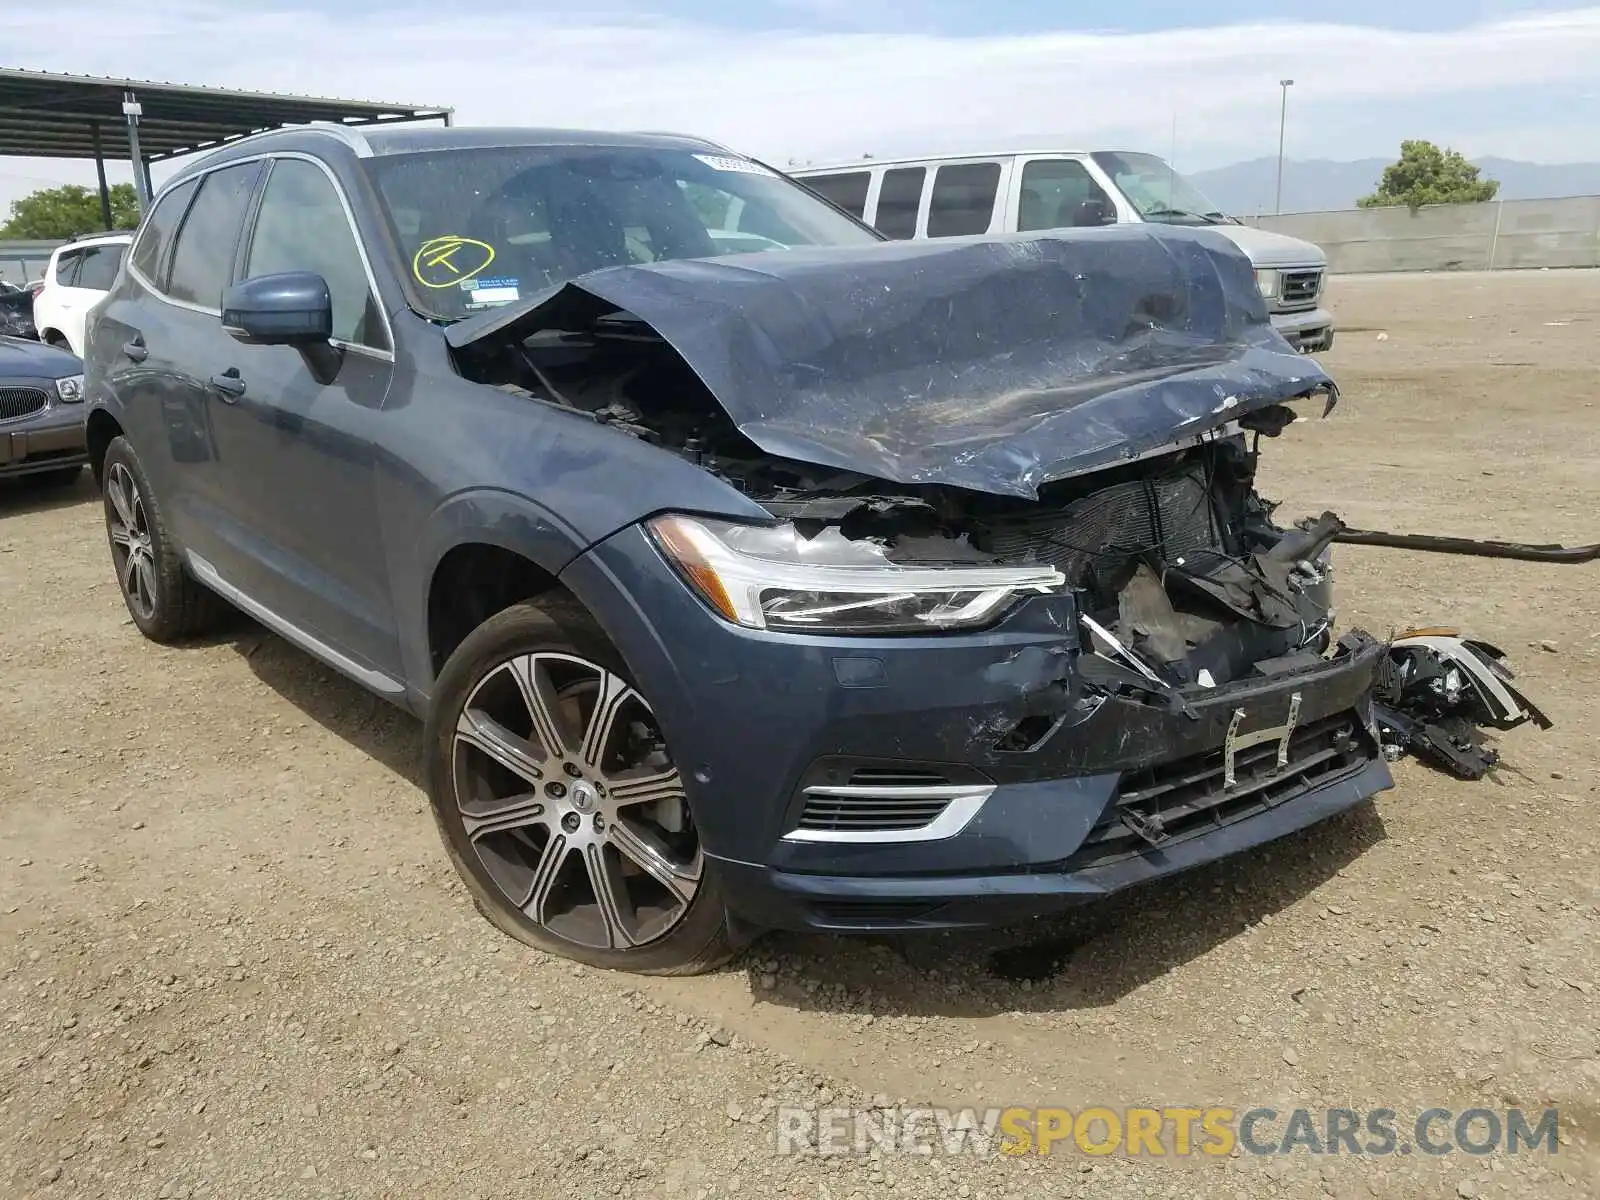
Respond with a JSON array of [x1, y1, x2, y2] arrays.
[[424, 597, 742, 975], [101, 436, 224, 642]]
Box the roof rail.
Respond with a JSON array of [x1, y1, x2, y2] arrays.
[[185, 119, 379, 161]]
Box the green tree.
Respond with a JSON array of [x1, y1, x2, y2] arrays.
[[1358, 140, 1500, 210], [0, 183, 141, 239]]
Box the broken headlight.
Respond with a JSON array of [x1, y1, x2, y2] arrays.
[[648, 514, 1064, 634]]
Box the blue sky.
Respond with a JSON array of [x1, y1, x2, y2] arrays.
[[4, 2, 1599, 214]]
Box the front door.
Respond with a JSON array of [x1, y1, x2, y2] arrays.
[[202, 155, 401, 678]]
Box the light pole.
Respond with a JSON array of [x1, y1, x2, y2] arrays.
[[1274, 78, 1294, 215]]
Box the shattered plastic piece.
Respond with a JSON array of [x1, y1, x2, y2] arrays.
[[1371, 634, 1552, 780]]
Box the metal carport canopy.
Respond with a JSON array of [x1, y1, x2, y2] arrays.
[[1, 66, 451, 220]]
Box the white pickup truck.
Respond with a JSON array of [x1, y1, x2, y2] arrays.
[[792, 149, 1333, 353]]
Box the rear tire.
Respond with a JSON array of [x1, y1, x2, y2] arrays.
[[101, 436, 225, 642], [424, 597, 745, 975]]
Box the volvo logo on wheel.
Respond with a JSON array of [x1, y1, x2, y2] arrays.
[[569, 781, 599, 813]]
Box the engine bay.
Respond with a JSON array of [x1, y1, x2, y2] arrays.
[[463, 314, 1342, 699]]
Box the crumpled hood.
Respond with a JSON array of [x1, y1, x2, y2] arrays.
[[449, 224, 1336, 500], [0, 334, 80, 379]]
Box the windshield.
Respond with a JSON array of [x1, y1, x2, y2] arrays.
[[363, 145, 883, 321], [1090, 152, 1234, 225]]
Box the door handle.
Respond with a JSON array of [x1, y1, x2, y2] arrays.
[[122, 338, 148, 362], [209, 369, 246, 402]]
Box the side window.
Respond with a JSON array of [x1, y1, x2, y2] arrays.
[[53, 249, 83, 287], [130, 178, 197, 288], [166, 162, 260, 308], [927, 162, 1001, 238], [803, 172, 871, 219], [245, 159, 385, 349], [74, 244, 125, 291], [1017, 160, 1114, 232], [874, 167, 925, 240]]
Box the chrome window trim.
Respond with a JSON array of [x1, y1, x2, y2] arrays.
[[126, 150, 396, 356]]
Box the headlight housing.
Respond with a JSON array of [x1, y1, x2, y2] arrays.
[[648, 514, 1064, 635], [1254, 268, 1280, 300], [54, 374, 85, 403]]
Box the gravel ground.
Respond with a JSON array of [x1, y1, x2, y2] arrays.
[[2, 269, 1598, 1199]]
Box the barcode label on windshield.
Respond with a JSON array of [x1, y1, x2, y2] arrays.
[[694, 154, 775, 177]]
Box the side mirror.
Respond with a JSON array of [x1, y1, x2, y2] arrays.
[[1072, 198, 1115, 227], [221, 272, 332, 346]]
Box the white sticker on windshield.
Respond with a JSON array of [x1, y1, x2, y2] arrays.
[[694, 153, 776, 177]]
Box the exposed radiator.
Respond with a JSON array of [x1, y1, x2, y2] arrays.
[[982, 464, 1226, 607]]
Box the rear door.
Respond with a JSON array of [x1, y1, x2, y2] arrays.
[[200, 154, 400, 675], [128, 160, 265, 576]]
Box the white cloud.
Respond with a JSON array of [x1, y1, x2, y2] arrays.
[[5, 4, 1600, 216]]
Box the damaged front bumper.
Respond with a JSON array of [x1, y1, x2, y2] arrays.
[[566, 528, 1393, 936], [724, 638, 1391, 933]]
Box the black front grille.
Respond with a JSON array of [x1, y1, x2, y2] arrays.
[[1062, 710, 1374, 870], [1279, 270, 1322, 307], [983, 465, 1223, 607], [0, 386, 48, 422]]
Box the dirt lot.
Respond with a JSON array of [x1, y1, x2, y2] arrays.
[[3, 270, 1598, 1199]]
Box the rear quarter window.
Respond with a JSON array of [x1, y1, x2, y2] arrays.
[[130, 177, 198, 289], [52, 249, 83, 286]]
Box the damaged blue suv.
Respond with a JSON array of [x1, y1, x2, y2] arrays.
[[82, 125, 1391, 974]]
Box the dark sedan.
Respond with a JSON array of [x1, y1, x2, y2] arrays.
[[0, 335, 86, 483]]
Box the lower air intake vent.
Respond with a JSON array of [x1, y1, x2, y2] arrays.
[[787, 770, 994, 842]]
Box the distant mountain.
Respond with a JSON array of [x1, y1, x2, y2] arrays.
[[1188, 156, 1600, 216]]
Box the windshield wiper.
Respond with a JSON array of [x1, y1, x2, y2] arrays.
[[1142, 207, 1220, 224]]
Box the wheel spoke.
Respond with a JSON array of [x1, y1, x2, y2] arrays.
[[583, 844, 636, 949], [607, 766, 685, 809], [134, 556, 156, 609], [455, 708, 546, 788], [109, 525, 133, 549], [107, 470, 135, 528], [120, 546, 141, 595], [507, 656, 572, 761], [521, 833, 570, 923], [578, 670, 631, 771], [459, 791, 546, 842], [607, 818, 699, 906]]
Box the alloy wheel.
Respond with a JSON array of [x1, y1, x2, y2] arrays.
[[106, 461, 157, 620], [451, 652, 703, 951]]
